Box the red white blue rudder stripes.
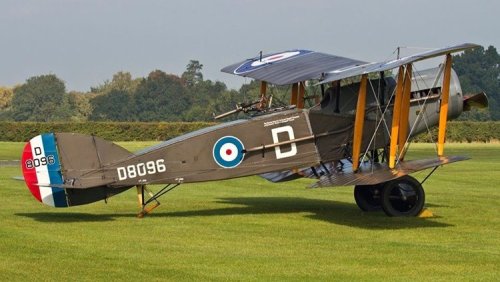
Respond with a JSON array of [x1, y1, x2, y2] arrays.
[[21, 133, 68, 207]]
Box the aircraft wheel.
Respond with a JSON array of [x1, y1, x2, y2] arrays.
[[354, 184, 383, 211], [381, 175, 425, 217]]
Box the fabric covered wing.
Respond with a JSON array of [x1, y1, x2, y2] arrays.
[[310, 155, 469, 188], [320, 43, 479, 84], [221, 50, 366, 85]]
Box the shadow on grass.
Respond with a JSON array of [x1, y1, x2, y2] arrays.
[[155, 197, 453, 230], [14, 212, 128, 222], [15, 197, 452, 229]]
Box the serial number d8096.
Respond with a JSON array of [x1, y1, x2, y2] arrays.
[[117, 159, 166, 181], [25, 155, 56, 169]]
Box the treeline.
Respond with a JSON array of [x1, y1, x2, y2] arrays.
[[1, 121, 498, 142], [0, 61, 257, 122], [0, 46, 498, 122], [411, 121, 500, 143]]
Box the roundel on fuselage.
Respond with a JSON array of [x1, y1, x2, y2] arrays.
[[212, 136, 245, 168]]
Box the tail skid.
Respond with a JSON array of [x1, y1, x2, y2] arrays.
[[136, 184, 181, 217]]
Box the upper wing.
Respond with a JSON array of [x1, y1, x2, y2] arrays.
[[220, 49, 366, 85], [319, 43, 479, 84], [220, 43, 478, 85]]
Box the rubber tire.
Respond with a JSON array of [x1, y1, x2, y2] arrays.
[[381, 175, 425, 217], [354, 184, 383, 212]]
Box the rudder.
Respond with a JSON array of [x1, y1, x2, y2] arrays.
[[21, 133, 134, 207], [22, 133, 68, 207]]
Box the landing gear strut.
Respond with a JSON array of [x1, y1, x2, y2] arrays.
[[354, 175, 425, 217]]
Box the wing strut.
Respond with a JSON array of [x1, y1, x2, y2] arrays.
[[297, 82, 306, 109], [260, 81, 267, 96], [352, 74, 368, 172], [438, 54, 452, 156], [258, 81, 269, 109], [389, 66, 405, 169], [398, 63, 413, 160], [389, 64, 414, 168], [290, 83, 298, 106]]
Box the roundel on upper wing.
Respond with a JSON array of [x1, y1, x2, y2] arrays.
[[213, 136, 245, 168], [234, 50, 312, 74]]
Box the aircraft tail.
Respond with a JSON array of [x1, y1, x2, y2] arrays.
[[21, 133, 134, 207]]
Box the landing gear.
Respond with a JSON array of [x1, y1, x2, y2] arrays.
[[354, 184, 383, 211], [354, 175, 425, 217], [380, 175, 425, 217]]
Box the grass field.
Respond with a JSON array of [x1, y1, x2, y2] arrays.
[[0, 142, 499, 281]]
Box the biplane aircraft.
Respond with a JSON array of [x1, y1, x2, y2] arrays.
[[21, 43, 488, 217]]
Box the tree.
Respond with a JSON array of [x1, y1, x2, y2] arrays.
[[181, 60, 204, 87], [89, 89, 133, 121], [0, 86, 14, 120], [453, 46, 500, 120], [185, 83, 237, 121], [11, 74, 71, 121], [88, 71, 141, 121], [0, 86, 13, 110], [91, 71, 140, 95], [132, 70, 189, 121], [68, 91, 93, 121]]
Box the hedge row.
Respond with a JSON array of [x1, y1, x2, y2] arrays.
[[0, 122, 216, 142], [412, 121, 500, 143], [0, 121, 498, 143]]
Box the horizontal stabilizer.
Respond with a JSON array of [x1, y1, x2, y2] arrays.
[[463, 92, 489, 111], [310, 156, 469, 188], [21, 133, 134, 207]]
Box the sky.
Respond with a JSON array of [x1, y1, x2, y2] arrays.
[[1, 0, 499, 92]]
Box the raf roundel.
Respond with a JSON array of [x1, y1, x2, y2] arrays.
[[213, 136, 245, 168], [234, 50, 312, 75]]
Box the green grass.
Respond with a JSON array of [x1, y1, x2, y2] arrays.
[[0, 142, 24, 160], [0, 142, 499, 281]]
